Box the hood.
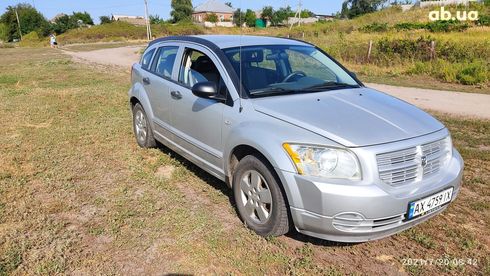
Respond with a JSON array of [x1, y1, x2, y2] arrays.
[[252, 88, 444, 147]]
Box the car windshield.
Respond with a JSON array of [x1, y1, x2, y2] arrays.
[[223, 45, 360, 97]]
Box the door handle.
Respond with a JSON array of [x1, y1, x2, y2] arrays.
[[142, 77, 151, 85], [171, 91, 182, 100]]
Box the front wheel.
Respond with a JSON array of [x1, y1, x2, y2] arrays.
[[233, 155, 290, 237], [132, 103, 156, 148]]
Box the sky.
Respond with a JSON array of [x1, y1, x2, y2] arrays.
[[0, 0, 345, 23]]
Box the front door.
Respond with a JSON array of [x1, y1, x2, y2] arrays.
[[170, 46, 232, 173]]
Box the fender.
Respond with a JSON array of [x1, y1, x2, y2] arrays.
[[129, 81, 155, 126], [223, 117, 337, 208]]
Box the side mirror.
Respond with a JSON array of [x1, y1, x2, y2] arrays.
[[191, 81, 225, 101], [349, 71, 358, 79]]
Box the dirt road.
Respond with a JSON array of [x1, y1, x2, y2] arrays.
[[63, 46, 490, 119], [62, 45, 143, 69]]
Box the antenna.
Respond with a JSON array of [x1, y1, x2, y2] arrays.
[[238, 0, 243, 113]]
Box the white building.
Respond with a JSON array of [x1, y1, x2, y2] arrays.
[[418, 0, 475, 8]]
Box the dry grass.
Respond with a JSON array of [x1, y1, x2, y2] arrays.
[[0, 48, 488, 275], [61, 41, 146, 52]]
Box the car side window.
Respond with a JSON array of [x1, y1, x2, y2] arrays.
[[150, 46, 179, 78], [141, 48, 155, 70], [178, 48, 228, 97]]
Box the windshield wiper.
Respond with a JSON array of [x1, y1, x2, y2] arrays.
[[302, 82, 360, 92], [250, 87, 296, 97]]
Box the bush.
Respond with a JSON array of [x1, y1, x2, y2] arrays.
[[377, 36, 433, 61], [19, 31, 43, 47], [477, 14, 490, 26], [456, 61, 488, 85], [393, 20, 470, 32], [394, 22, 427, 31], [360, 22, 389, 32], [99, 16, 112, 25], [206, 13, 218, 23], [58, 21, 204, 44], [409, 60, 489, 85], [425, 20, 469, 32]]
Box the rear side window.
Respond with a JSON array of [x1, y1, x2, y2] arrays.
[[150, 46, 179, 78], [141, 48, 155, 70]]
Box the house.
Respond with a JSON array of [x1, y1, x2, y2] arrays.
[[50, 13, 67, 23], [111, 15, 146, 26], [192, 0, 234, 23], [314, 14, 336, 21], [418, 0, 475, 8]]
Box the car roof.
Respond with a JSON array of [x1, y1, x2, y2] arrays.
[[149, 35, 312, 49]]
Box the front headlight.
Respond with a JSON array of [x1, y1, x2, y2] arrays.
[[283, 143, 361, 180]]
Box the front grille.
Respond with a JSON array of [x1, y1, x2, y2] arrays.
[[377, 137, 451, 187]]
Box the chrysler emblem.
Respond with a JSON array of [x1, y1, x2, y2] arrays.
[[421, 156, 428, 167]]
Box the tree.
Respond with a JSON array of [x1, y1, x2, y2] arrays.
[[149, 14, 164, 24], [0, 23, 8, 42], [99, 16, 112, 24], [0, 3, 49, 41], [341, 0, 387, 19], [206, 13, 218, 23], [300, 9, 314, 18], [261, 6, 274, 23], [52, 14, 77, 34], [245, 9, 256, 27], [71, 11, 94, 25], [233, 9, 245, 27], [273, 6, 293, 25], [171, 0, 193, 23]]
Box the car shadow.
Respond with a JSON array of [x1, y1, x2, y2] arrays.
[[155, 141, 358, 248]]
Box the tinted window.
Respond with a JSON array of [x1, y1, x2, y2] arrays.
[[178, 48, 228, 97], [141, 48, 155, 70], [150, 46, 179, 78]]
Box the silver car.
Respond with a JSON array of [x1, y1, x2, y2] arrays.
[[129, 35, 463, 242]]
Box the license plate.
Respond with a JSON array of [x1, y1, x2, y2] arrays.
[[407, 187, 454, 220]]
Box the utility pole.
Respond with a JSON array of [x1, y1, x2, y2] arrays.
[[289, 0, 303, 30], [15, 8, 22, 40], [298, 0, 302, 27], [144, 0, 152, 41]]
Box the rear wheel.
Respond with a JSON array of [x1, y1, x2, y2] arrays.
[[132, 103, 156, 148], [233, 155, 289, 237]]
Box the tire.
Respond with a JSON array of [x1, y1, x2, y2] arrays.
[[233, 155, 290, 237], [132, 103, 156, 148]]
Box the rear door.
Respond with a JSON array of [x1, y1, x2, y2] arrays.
[[145, 44, 180, 134]]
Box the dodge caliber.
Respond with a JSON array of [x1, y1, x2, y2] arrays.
[[128, 35, 463, 242]]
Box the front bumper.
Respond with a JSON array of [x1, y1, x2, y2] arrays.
[[280, 149, 464, 243]]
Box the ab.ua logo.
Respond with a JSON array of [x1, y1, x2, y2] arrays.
[[429, 6, 479, 21]]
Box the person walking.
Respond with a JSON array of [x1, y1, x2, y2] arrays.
[[50, 34, 58, 48]]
